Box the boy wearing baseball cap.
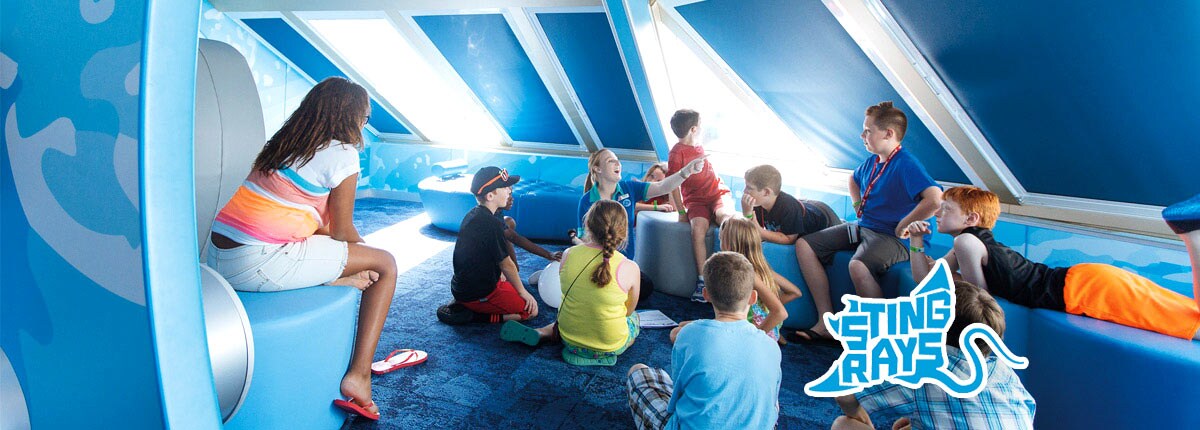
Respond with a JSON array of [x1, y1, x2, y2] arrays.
[[443, 166, 540, 324]]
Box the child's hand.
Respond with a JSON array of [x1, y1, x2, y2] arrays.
[[681, 155, 708, 179], [551, 251, 563, 261], [900, 221, 932, 244], [741, 193, 757, 216], [657, 203, 675, 212], [519, 290, 539, 316]]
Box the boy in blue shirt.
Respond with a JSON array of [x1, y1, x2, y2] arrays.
[[626, 252, 782, 430], [791, 102, 943, 343]]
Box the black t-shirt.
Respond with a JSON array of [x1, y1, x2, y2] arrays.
[[962, 227, 1068, 310], [451, 205, 509, 302], [753, 192, 830, 237]]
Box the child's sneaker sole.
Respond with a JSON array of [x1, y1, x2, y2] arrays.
[[500, 320, 540, 346]]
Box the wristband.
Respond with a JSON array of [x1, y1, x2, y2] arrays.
[[653, 201, 658, 210], [852, 200, 862, 209], [744, 213, 754, 219], [678, 209, 687, 215], [909, 245, 925, 253]]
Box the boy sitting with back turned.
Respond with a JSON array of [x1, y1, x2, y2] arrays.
[[904, 186, 1200, 340], [742, 164, 840, 245], [833, 281, 1036, 430], [441, 166, 539, 325], [666, 109, 737, 302], [626, 252, 782, 430]]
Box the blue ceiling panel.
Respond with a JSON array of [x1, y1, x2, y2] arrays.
[[537, 12, 653, 151], [881, 0, 1200, 206], [240, 18, 411, 135], [675, 0, 969, 184], [415, 14, 577, 146]]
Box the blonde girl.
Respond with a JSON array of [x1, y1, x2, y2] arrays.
[[719, 217, 802, 340]]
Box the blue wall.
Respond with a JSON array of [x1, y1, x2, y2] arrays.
[[2, 0, 219, 428]]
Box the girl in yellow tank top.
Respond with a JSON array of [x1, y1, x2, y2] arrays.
[[499, 200, 642, 366]]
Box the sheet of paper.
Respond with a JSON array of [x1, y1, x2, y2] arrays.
[[637, 309, 678, 329]]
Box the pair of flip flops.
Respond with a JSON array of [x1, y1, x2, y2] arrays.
[[333, 349, 429, 421]]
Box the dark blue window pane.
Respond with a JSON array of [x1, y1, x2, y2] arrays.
[[538, 12, 652, 151]]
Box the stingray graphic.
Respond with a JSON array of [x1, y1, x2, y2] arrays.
[[805, 260, 1028, 399]]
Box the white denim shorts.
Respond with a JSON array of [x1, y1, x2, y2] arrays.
[[206, 235, 349, 292]]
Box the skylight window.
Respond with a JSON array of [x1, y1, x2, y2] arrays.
[[655, 18, 828, 187], [305, 17, 504, 147]]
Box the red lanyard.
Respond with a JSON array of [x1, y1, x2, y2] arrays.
[[856, 145, 902, 219]]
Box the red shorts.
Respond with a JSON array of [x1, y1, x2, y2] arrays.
[[461, 280, 531, 321], [1064, 263, 1200, 339], [685, 194, 731, 224]]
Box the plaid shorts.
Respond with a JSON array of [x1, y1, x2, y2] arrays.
[[627, 366, 673, 430]]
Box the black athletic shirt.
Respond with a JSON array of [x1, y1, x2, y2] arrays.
[[451, 205, 509, 302], [962, 227, 1068, 310], [753, 192, 830, 237]]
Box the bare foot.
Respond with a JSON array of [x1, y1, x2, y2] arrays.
[[328, 270, 379, 291], [339, 372, 378, 417]]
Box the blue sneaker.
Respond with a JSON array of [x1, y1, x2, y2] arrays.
[[1163, 193, 1200, 234], [691, 278, 707, 303]]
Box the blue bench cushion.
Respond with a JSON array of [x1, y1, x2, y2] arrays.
[[418, 176, 581, 241], [765, 241, 932, 330], [1023, 308, 1200, 429], [224, 287, 359, 429], [634, 211, 716, 298]]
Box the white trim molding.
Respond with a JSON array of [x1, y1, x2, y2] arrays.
[[280, 11, 429, 141]]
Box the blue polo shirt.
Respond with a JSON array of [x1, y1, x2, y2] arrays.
[[852, 148, 939, 235], [577, 179, 648, 258]]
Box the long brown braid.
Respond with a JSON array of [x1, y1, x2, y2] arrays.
[[252, 77, 370, 174], [583, 200, 628, 286], [583, 149, 615, 193], [719, 217, 778, 295]]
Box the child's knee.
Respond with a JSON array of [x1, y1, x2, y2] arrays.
[[627, 363, 648, 377], [848, 257, 882, 277]]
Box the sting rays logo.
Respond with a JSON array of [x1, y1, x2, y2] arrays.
[[805, 260, 1028, 399]]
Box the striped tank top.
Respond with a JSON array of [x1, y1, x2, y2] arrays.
[[211, 141, 360, 245]]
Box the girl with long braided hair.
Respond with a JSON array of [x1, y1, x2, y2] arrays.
[[207, 77, 398, 420], [500, 200, 644, 366]]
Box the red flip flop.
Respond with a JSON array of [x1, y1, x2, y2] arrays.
[[333, 398, 380, 421], [371, 349, 428, 375]]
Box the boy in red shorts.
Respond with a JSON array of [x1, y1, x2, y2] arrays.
[[667, 109, 737, 302], [443, 166, 540, 324]]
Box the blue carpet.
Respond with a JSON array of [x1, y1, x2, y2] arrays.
[[350, 198, 846, 429]]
